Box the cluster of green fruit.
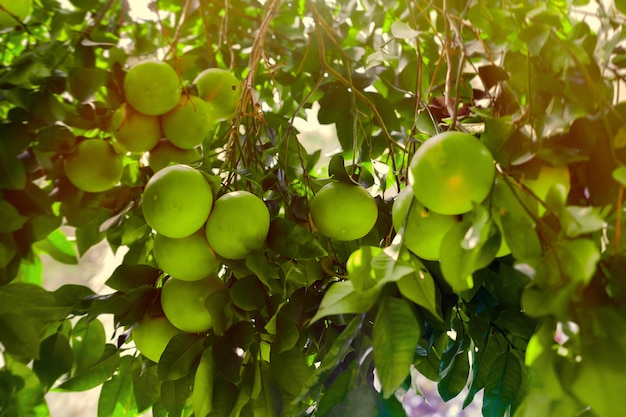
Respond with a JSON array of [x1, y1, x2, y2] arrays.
[[63, 60, 239, 193], [391, 131, 571, 261], [132, 164, 270, 362]]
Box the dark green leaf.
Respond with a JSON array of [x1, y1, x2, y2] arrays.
[[72, 316, 106, 372], [438, 350, 470, 402], [131, 361, 161, 413], [482, 352, 523, 417], [271, 347, 314, 398], [0, 200, 28, 233], [33, 332, 73, 391], [158, 333, 204, 381], [105, 264, 160, 292], [56, 345, 120, 392], [230, 276, 267, 312], [97, 355, 138, 417], [192, 347, 214, 417], [267, 218, 328, 259], [373, 296, 422, 398]]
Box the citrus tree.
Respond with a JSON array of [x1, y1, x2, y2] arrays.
[[1, 0, 626, 416]]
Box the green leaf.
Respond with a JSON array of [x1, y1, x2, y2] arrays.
[[390, 21, 419, 39], [328, 154, 358, 184], [158, 333, 204, 381], [464, 332, 509, 408], [230, 276, 267, 312], [309, 280, 379, 323], [373, 296, 422, 398], [0, 200, 28, 233], [271, 347, 314, 398], [482, 352, 523, 417], [295, 315, 364, 403], [4, 356, 50, 417], [438, 350, 470, 402], [97, 355, 138, 417], [132, 361, 161, 414], [553, 238, 600, 285], [396, 261, 442, 321], [72, 316, 106, 372], [327, 383, 379, 417], [315, 370, 351, 417], [56, 344, 120, 392], [560, 206, 606, 238], [267, 218, 328, 259], [0, 232, 18, 268], [32, 229, 77, 265], [159, 375, 193, 417], [271, 311, 300, 354], [245, 252, 273, 287], [192, 347, 214, 417], [33, 332, 73, 391], [105, 264, 160, 292], [612, 165, 626, 186]]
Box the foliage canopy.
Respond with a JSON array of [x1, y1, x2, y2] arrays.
[[2, 0, 626, 416]]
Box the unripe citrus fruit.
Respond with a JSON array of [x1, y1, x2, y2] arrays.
[[160, 275, 224, 333], [132, 315, 183, 362], [111, 103, 161, 153], [392, 185, 459, 261], [146, 139, 201, 172], [194, 68, 240, 121], [124, 60, 181, 116], [63, 139, 123, 193], [409, 131, 495, 215], [0, 0, 31, 31], [205, 191, 270, 260], [514, 158, 570, 216], [142, 165, 213, 238], [162, 95, 215, 149], [153, 230, 220, 281], [310, 181, 378, 241]]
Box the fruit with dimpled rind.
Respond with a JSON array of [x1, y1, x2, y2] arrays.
[[123, 60, 181, 116], [63, 139, 123, 193], [0, 0, 31, 31], [162, 95, 215, 149], [153, 230, 220, 281], [142, 164, 213, 238], [132, 315, 183, 363], [310, 181, 378, 241], [392, 185, 459, 261], [205, 191, 270, 260], [194, 68, 240, 121], [160, 275, 224, 333], [146, 139, 201, 172], [409, 131, 495, 215], [111, 103, 161, 153]]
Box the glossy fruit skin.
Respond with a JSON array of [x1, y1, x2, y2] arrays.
[[160, 275, 224, 333], [63, 139, 123, 193], [0, 0, 31, 31], [409, 131, 495, 215], [123, 60, 181, 116], [392, 185, 459, 261], [146, 139, 201, 172], [111, 103, 161, 153], [142, 165, 213, 238], [162, 95, 215, 149], [131, 315, 183, 363], [194, 68, 240, 121], [205, 191, 270, 260], [153, 230, 220, 281], [310, 181, 378, 241]]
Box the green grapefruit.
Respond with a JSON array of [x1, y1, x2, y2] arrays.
[[153, 230, 220, 281], [162, 95, 215, 149], [111, 103, 161, 153], [204, 191, 270, 260], [132, 315, 183, 362], [310, 181, 378, 241], [142, 164, 213, 238], [123, 60, 181, 116], [392, 185, 459, 261], [160, 275, 224, 333], [194, 68, 240, 121], [63, 139, 123, 193], [515, 158, 570, 216], [146, 139, 201, 172], [409, 131, 495, 215]]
